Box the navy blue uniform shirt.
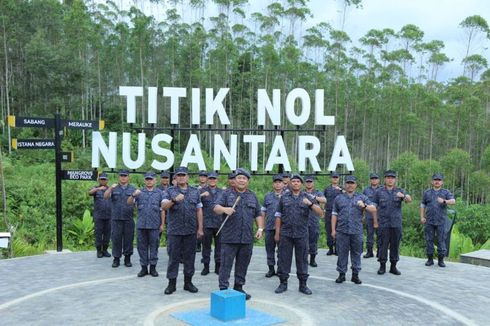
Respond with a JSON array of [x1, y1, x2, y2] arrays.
[[421, 188, 455, 225], [214, 188, 261, 244], [261, 192, 282, 231], [163, 186, 203, 235], [90, 185, 111, 220], [135, 188, 164, 229], [200, 185, 224, 229], [275, 191, 317, 238], [373, 186, 408, 228], [110, 184, 136, 221], [324, 185, 343, 213], [332, 192, 373, 234]]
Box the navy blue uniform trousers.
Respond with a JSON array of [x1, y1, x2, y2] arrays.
[[167, 234, 196, 279], [277, 236, 309, 281], [111, 219, 134, 258], [219, 243, 253, 289]]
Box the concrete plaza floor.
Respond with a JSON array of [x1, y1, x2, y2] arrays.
[[1, 247, 489, 325]]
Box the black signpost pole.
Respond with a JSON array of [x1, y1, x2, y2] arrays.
[[54, 113, 63, 252]]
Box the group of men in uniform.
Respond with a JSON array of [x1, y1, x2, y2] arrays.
[[89, 167, 455, 297]]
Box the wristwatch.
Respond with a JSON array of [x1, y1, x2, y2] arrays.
[[258, 228, 264, 232]]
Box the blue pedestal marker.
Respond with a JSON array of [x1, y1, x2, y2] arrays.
[[210, 289, 246, 321]]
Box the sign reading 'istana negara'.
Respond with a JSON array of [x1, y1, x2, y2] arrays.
[[91, 87, 354, 172]]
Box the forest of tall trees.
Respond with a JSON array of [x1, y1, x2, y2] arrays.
[[0, 0, 489, 256]]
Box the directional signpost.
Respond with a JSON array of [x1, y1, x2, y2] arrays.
[[8, 114, 104, 251]]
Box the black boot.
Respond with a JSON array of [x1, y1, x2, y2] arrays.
[[215, 263, 220, 275], [124, 255, 132, 267], [425, 255, 434, 266], [377, 262, 386, 275], [326, 246, 334, 256], [389, 262, 401, 275], [149, 265, 159, 277], [102, 245, 111, 257], [351, 273, 362, 284], [201, 264, 210, 276], [363, 247, 374, 258], [438, 255, 446, 267], [96, 246, 103, 258], [299, 280, 312, 295], [233, 284, 251, 300], [265, 265, 276, 278], [112, 257, 120, 268], [309, 254, 317, 267], [274, 279, 288, 294], [138, 265, 148, 277], [164, 279, 177, 295], [184, 275, 198, 293], [335, 272, 346, 283]]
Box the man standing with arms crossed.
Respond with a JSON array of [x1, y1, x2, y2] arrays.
[[420, 173, 455, 267]]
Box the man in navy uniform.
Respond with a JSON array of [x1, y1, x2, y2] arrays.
[[323, 172, 343, 255], [104, 170, 136, 268], [304, 175, 326, 267], [373, 170, 412, 275], [274, 174, 323, 295], [158, 171, 170, 191], [420, 173, 455, 267], [214, 168, 265, 300], [200, 171, 224, 275], [226, 171, 236, 190], [162, 166, 204, 294], [195, 171, 208, 253], [128, 172, 165, 277], [362, 173, 381, 258], [88, 172, 112, 258], [332, 175, 377, 284], [261, 174, 283, 277]]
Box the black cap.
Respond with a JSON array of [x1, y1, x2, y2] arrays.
[[282, 172, 291, 179], [99, 172, 108, 180], [273, 174, 283, 182], [432, 173, 444, 180], [369, 173, 379, 179], [198, 170, 208, 177], [290, 173, 304, 183], [384, 170, 397, 177], [228, 172, 236, 180], [144, 171, 156, 179], [305, 175, 315, 182], [208, 172, 218, 179], [345, 175, 357, 183], [160, 171, 170, 178], [235, 168, 251, 179], [330, 171, 340, 178], [175, 166, 188, 175], [118, 169, 129, 176]]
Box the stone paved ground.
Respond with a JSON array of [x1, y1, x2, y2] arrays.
[[1, 248, 489, 325]]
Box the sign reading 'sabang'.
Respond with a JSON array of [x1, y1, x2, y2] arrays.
[[91, 87, 354, 172]]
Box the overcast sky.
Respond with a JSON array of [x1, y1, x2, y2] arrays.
[[123, 0, 490, 81]]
